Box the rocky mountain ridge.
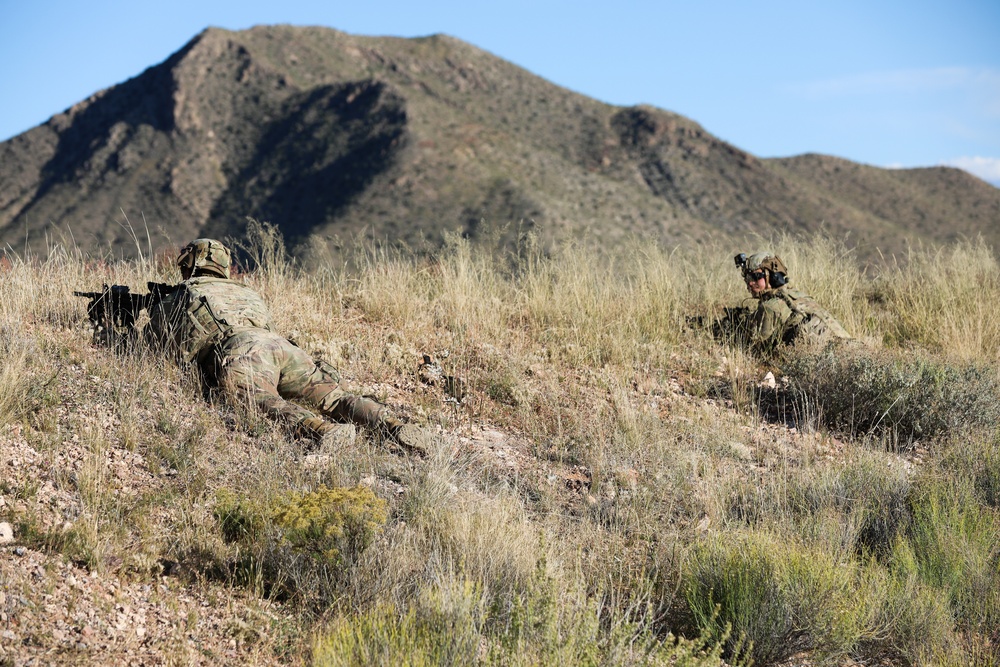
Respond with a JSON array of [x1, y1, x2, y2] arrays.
[[1, 25, 997, 261]]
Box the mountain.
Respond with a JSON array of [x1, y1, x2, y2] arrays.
[[1, 25, 998, 262]]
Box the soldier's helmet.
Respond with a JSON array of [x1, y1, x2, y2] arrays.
[[740, 251, 788, 279], [177, 239, 232, 279]]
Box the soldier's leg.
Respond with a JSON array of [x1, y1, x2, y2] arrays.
[[216, 333, 324, 434], [277, 350, 428, 455], [275, 353, 389, 427]]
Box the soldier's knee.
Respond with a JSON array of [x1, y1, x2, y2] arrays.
[[314, 359, 342, 383]]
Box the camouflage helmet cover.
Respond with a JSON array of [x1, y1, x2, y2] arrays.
[[742, 251, 788, 278], [177, 239, 232, 279]]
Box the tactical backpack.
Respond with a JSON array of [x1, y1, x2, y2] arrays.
[[149, 277, 275, 362], [775, 288, 852, 345]]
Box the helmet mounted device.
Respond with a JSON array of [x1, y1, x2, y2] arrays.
[[737, 251, 789, 289]]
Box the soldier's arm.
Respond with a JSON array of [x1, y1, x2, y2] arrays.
[[142, 286, 185, 354], [750, 300, 790, 353]]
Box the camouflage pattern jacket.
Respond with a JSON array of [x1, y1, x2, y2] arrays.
[[750, 285, 852, 353], [145, 277, 275, 363]]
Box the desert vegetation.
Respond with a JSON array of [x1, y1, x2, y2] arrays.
[[1, 224, 999, 666]]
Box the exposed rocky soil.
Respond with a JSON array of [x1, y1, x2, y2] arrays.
[[0, 321, 928, 666]]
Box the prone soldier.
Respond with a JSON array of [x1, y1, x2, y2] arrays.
[[80, 239, 426, 455]]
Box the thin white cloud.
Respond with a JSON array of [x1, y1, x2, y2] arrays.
[[941, 156, 1000, 184], [790, 67, 1000, 100]]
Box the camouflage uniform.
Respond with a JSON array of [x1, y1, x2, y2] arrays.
[[145, 239, 411, 447], [749, 286, 852, 352], [737, 251, 852, 353]]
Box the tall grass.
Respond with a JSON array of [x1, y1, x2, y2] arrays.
[[0, 326, 36, 427], [4, 229, 1000, 665], [870, 238, 1000, 360]]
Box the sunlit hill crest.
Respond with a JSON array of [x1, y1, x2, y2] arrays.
[[1, 24, 998, 260]]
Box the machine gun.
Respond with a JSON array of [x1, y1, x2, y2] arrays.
[[686, 305, 752, 342], [74, 282, 178, 348]]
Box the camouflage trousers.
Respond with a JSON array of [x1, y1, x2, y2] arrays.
[[207, 329, 389, 438]]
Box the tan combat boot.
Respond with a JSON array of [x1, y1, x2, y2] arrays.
[[297, 416, 357, 451], [331, 396, 429, 457], [380, 417, 429, 458]]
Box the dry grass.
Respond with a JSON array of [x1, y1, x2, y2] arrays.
[[870, 239, 1000, 360], [1, 228, 999, 666]]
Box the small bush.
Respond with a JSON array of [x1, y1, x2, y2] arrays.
[[213, 485, 387, 600], [938, 434, 1000, 509], [214, 488, 271, 543], [782, 344, 1000, 443], [683, 531, 884, 665], [272, 485, 387, 567]]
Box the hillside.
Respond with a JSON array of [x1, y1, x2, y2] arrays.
[[2, 232, 1000, 665], [768, 154, 1000, 251], [1, 25, 998, 262]]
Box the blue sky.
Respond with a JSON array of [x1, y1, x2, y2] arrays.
[[2, 0, 998, 184]]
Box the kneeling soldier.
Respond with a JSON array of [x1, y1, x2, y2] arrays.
[[735, 251, 852, 354]]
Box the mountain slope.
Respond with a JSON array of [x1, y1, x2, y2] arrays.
[[1, 25, 997, 261], [768, 154, 1000, 251]]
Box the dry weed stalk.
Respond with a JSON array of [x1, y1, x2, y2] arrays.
[[2, 231, 999, 665]]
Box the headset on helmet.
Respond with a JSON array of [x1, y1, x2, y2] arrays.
[[177, 239, 232, 279], [734, 251, 788, 288]]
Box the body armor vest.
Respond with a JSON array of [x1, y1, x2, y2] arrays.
[[149, 277, 275, 362], [774, 288, 852, 344]]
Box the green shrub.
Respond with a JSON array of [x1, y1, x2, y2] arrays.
[[971, 447, 1000, 509], [215, 485, 386, 564], [894, 477, 1000, 639], [314, 580, 484, 667], [938, 434, 1000, 509], [725, 454, 911, 559], [782, 344, 1000, 443], [315, 572, 737, 667], [880, 574, 964, 666], [683, 532, 884, 665], [272, 485, 387, 566], [684, 534, 790, 664], [847, 465, 912, 560], [213, 485, 387, 601], [718, 456, 1000, 662]]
